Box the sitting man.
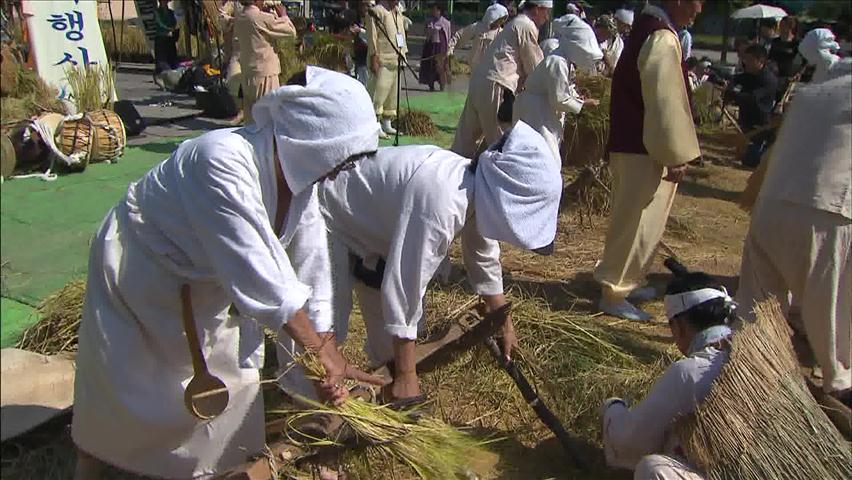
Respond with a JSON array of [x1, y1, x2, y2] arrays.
[[602, 268, 734, 480], [724, 44, 778, 168], [279, 122, 561, 405]]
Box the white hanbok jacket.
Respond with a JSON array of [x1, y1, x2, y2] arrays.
[[513, 55, 586, 161], [602, 346, 727, 470], [320, 145, 503, 341], [72, 128, 332, 479]]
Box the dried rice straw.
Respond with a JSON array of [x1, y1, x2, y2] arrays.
[[677, 298, 852, 479], [15, 280, 86, 355]]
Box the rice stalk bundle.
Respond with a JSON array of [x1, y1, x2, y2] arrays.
[[287, 351, 490, 479], [449, 56, 471, 76], [562, 74, 611, 168], [65, 64, 114, 113], [278, 31, 351, 85], [692, 82, 719, 126], [99, 21, 151, 62], [15, 280, 86, 355], [397, 110, 437, 137], [676, 298, 852, 480], [0, 69, 67, 125]]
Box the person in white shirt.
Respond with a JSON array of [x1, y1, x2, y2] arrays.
[[678, 27, 692, 60], [513, 18, 601, 161], [602, 269, 735, 480], [798, 28, 842, 84], [736, 66, 851, 405], [448, 3, 510, 72], [71, 68, 384, 480], [594, 14, 625, 76], [450, 0, 552, 159], [282, 122, 561, 404]]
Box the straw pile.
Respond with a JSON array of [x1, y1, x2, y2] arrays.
[[562, 74, 611, 168], [397, 110, 437, 137], [285, 350, 490, 479], [562, 163, 612, 223], [277, 31, 351, 85], [15, 280, 86, 355], [677, 298, 852, 480], [0, 60, 67, 126], [449, 56, 471, 76]]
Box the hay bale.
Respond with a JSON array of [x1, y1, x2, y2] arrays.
[[1, 45, 20, 97], [562, 74, 611, 168], [677, 298, 852, 480], [15, 280, 86, 355], [1, 130, 16, 178], [450, 56, 471, 76], [397, 110, 437, 137]]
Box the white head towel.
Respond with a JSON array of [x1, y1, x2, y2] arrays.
[[614, 8, 634, 26], [526, 0, 553, 7], [799, 28, 841, 83], [482, 3, 509, 29], [541, 38, 560, 57], [565, 2, 585, 19], [664, 287, 735, 319], [553, 14, 603, 72], [251, 66, 381, 196], [475, 121, 562, 251]]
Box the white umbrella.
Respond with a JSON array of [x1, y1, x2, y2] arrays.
[[731, 4, 788, 19]]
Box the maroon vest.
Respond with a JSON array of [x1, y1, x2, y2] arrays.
[[607, 13, 691, 155]]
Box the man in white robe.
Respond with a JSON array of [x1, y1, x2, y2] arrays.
[[71, 68, 384, 480], [450, 0, 551, 158], [736, 67, 851, 404], [448, 3, 510, 72], [282, 123, 561, 403], [603, 272, 735, 480], [513, 21, 601, 161]]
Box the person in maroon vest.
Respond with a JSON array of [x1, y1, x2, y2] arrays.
[[594, 1, 704, 322]]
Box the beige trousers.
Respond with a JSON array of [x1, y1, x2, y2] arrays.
[[634, 455, 705, 480], [369, 62, 399, 118], [737, 200, 852, 392], [450, 80, 505, 158], [242, 74, 280, 124], [594, 153, 677, 300]]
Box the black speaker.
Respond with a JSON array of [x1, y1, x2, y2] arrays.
[[195, 84, 239, 119], [113, 100, 146, 137]]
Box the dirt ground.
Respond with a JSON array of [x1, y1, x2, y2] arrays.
[[0, 127, 753, 479]]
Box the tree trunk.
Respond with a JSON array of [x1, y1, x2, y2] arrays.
[[721, 0, 731, 63]]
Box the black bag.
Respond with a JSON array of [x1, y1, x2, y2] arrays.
[[195, 82, 238, 119], [497, 87, 515, 123]]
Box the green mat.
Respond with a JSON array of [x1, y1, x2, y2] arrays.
[[0, 91, 467, 347], [0, 139, 182, 346]]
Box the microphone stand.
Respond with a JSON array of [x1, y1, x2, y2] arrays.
[[368, 7, 418, 146]]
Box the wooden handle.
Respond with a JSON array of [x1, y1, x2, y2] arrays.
[[180, 284, 208, 375]]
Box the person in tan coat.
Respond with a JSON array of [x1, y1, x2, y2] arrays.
[[594, 1, 704, 321], [366, 0, 408, 138], [736, 64, 851, 405], [450, 0, 551, 158], [234, 0, 295, 123]]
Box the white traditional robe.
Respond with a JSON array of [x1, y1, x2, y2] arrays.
[[603, 346, 727, 478], [513, 55, 586, 161], [321, 146, 502, 356], [72, 128, 332, 479]]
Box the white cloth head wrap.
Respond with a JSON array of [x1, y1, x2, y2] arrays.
[[523, 0, 553, 8], [614, 8, 634, 26], [565, 2, 585, 19], [474, 121, 562, 251], [540, 38, 560, 57], [482, 3, 509, 28], [799, 28, 841, 82], [553, 14, 604, 72], [250, 66, 381, 196], [664, 287, 735, 319]]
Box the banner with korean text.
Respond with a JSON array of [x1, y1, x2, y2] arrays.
[[23, 0, 111, 101]]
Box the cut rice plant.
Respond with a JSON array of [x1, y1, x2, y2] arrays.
[[284, 350, 492, 480], [666, 215, 701, 242], [15, 280, 85, 355], [0, 67, 67, 125], [397, 110, 437, 137], [65, 64, 115, 113], [562, 163, 612, 224], [677, 298, 852, 480]]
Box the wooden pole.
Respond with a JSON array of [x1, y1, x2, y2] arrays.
[[721, 0, 731, 64]]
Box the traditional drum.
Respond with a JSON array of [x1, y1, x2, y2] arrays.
[[1, 130, 16, 179], [87, 109, 126, 163], [58, 116, 94, 172]]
